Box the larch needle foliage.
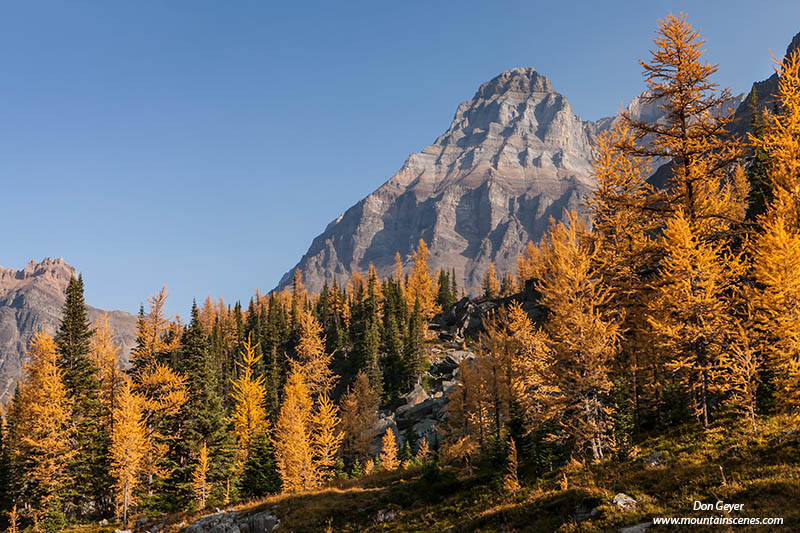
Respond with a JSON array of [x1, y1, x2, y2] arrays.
[[192, 443, 210, 510], [378, 429, 399, 471], [131, 286, 180, 374], [405, 239, 440, 321], [339, 371, 379, 459], [587, 121, 659, 429], [503, 437, 520, 493], [295, 307, 334, 396], [536, 213, 620, 460], [631, 13, 746, 236], [91, 314, 124, 429], [18, 333, 75, 516], [752, 48, 800, 229], [647, 212, 741, 428], [111, 380, 148, 528], [273, 370, 317, 492], [230, 334, 267, 469], [751, 215, 800, 413], [310, 393, 343, 482], [482, 262, 500, 299]]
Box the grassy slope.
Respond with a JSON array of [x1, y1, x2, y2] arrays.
[[151, 414, 800, 533]]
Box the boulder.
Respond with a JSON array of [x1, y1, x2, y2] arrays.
[[574, 498, 601, 522], [375, 509, 397, 524], [645, 452, 664, 467], [412, 419, 440, 446], [612, 493, 637, 511]]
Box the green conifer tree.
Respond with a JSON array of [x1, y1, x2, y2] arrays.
[[171, 302, 232, 508], [403, 299, 426, 389], [54, 275, 109, 518], [239, 432, 280, 498]]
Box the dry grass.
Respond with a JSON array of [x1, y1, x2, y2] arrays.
[[66, 415, 800, 532]]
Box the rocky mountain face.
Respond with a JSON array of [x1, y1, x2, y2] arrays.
[[0, 258, 137, 403], [279, 59, 759, 295], [730, 31, 800, 139], [279, 68, 600, 294]]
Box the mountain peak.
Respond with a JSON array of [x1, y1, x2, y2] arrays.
[[279, 67, 596, 295], [475, 67, 554, 100], [0, 257, 76, 294]]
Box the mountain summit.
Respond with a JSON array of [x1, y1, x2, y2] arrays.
[[279, 67, 600, 293]]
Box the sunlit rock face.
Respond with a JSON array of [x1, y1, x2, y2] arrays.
[[279, 68, 602, 294]]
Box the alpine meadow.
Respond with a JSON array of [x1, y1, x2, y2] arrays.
[[4, 6, 800, 533]]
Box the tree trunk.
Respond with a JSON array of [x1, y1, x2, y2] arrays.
[[123, 479, 129, 529], [701, 369, 710, 428]]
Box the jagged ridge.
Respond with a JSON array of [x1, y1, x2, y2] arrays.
[[0, 258, 137, 402]]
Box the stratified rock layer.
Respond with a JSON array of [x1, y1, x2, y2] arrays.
[[279, 68, 599, 294]]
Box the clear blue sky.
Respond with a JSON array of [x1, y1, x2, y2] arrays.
[[2, 1, 799, 316]]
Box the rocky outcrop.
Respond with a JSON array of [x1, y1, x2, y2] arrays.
[[184, 509, 280, 533], [365, 341, 477, 453], [279, 68, 599, 295], [0, 258, 137, 402]]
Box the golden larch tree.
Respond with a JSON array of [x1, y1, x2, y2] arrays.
[[130, 286, 181, 373], [111, 380, 148, 528], [339, 372, 379, 459], [378, 429, 399, 471], [363, 457, 375, 475], [273, 370, 317, 492], [516, 241, 541, 287], [628, 13, 746, 237], [647, 213, 740, 428], [506, 302, 556, 432], [90, 313, 124, 432], [751, 215, 800, 413], [394, 252, 405, 284], [751, 48, 800, 229], [482, 262, 500, 299], [230, 333, 267, 470], [406, 239, 440, 320], [586, 120, 660, 429], [535, 213, 620, 460], [416, 437, 431, 462], [192, 442, 210, 509], [294, 308, 334, 396], [135, 362, 187, 495], [18, 332, 75, 517], [500, 271, 517, 297], [503, 437, 520, 493], [310, 393, 343, 482], [726, 320, 761, 431]]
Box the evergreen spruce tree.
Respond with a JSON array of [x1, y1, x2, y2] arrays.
[[450, 268, 459, 303], [239, 432, 280, 498], [436, 270, 455, 311], [361, 316, 384, 401], [170, 302, 231, 508], [403, 299, 426, 389], [54, 275, 108, 518]]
